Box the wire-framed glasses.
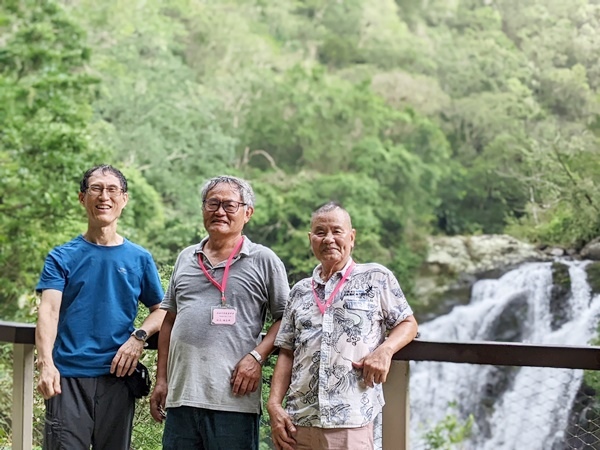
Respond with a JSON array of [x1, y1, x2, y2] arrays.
[[86, 185, 124, 198]]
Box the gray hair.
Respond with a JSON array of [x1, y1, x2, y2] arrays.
[[311, 201, 352, 227], [200, 175, 255, 208]]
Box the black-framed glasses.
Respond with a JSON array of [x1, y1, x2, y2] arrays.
[[86, 185, 124, 198], [203, 199, 246, 213]]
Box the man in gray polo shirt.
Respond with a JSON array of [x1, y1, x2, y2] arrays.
[[149, 175, 290, 450]]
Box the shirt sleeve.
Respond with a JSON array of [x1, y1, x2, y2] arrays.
[[380, 268, 414, 330], [36, 250, 67, 293], [274, 284, 301, 350], [266, 252, 290, 322], [139, 254, 165, 308]]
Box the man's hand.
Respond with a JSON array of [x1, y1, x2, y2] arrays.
[[230, 353, 262, 396], [352, 346, 394, 388], [37, 362, 62, 400], [267, 403, 297, 450], [111, 337, 144, 377], [353, 316, 419, 387], [150, 381, 168, 423]]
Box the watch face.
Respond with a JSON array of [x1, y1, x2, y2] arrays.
[[134, 329, 147, 341]]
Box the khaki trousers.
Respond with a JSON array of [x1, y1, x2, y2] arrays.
[[294, 422, 374, 450]]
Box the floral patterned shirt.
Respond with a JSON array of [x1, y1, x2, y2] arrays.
[[274, 259, 414, 428]]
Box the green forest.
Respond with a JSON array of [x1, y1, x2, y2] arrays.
[[2, 0, 600, 315]]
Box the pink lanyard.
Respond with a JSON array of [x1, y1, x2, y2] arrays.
[[197, 237, 244, 305], [311, 261, 355, 314]]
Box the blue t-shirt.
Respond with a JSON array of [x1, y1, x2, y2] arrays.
[[36, 235, 164, 377]]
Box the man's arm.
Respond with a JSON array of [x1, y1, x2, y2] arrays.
[[352, 315, 418, 387], [149, 310, 175, 423], [266, 348, 297, 450], [139, 303, 167, 338], [230, 319, 282, 396], [36, 289, 63, 400], [111, 304, 166, 377]]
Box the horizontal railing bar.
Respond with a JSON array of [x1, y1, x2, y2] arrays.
[[2, 322, 600, 370], [395, 339, 600, 370], [0, 321, 35, 345]]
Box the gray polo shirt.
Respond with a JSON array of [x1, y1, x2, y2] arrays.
[[161, 236, 289, 414]]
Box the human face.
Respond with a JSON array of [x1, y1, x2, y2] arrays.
[[309, 209, 355, 270], [202, 183, 253, 238], [78, 170, 128, 227]]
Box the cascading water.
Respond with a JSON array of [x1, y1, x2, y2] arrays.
[[410, 260, 600, 450]]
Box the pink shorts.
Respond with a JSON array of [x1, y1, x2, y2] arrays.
[[294, 422, 374, 450]]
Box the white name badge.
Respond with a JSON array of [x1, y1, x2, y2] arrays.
[[211, 306, 237, 325]]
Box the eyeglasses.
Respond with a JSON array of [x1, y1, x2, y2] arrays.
[[86, 185, 124, 198], [203, 199, 247, 213]]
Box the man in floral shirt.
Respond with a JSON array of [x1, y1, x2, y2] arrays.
[[267, 202, 418, 450]]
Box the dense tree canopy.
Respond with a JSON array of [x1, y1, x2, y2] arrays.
[[2, 0, 600, 314]]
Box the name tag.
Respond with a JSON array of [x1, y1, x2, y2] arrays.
[[211, 306, 237, 325]]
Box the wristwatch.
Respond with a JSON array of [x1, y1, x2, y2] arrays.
[[131, 328, 148, 342], [249, 350, 264, 365]]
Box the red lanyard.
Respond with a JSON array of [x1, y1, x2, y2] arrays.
[[197, 237, 244, 305], [311, 261, 355, 314]]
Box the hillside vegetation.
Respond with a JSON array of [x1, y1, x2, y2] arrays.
[[2, 0, 600, 315]]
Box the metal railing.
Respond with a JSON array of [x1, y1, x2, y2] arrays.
[[2, 320, 600, 449]]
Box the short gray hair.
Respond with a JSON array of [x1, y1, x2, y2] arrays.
[[311, 202, 352, 227], [200, 175, 255, 208]]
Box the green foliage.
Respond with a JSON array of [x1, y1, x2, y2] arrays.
[[0, 345, 13, 447], [259, 355, 276, 449], [583, 323, 600, 433], [3, 0, 598, 308], [424, 403, 474, 450], [0, 0, 109, 314]]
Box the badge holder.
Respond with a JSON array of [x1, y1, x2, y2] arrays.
[[211, 304, 237, 325]]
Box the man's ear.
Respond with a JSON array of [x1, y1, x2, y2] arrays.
[[244, 206, 254, 223]]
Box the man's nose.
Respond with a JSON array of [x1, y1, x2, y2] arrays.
[[214, 203, 227, 214], [323, 232, 334, 242]]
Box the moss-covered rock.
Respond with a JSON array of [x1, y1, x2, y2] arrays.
[[550, 262, 572, 330], [586, 262, 600, 296]]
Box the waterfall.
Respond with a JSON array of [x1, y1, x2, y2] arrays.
[[409, 260, 600, 450]]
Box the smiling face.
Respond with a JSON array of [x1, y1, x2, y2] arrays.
[[78, 170, 128, 228], [202, 183, 253, 239], [309, 208, 356, 272]]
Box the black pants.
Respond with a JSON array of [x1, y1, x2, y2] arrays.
[[43, 376, 135, 450], [162, 406, 260, 450]]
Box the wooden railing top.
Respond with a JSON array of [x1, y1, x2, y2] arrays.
[[1, 321, 600, 371], [0, 320, 35, 345], [395, 339, 600, 370]]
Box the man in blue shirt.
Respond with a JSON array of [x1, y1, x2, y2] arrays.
[[35, 165, 165, 450]]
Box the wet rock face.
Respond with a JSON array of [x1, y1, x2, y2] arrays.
[[586, 262, 600, 296], [581, 238, 600, 261], [485, 292, 528, 342], [550, 262, 572, 331]]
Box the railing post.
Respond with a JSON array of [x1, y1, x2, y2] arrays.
[[12, 343, 34, 450], [382, 360, 410, 450]]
